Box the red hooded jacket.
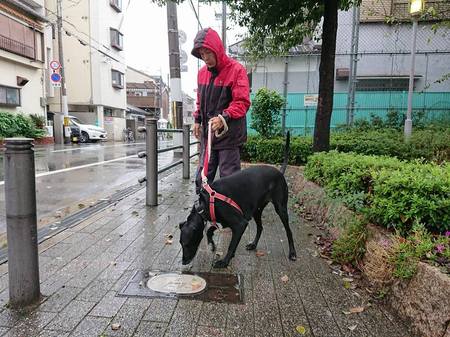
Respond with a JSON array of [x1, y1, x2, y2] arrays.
[[191, 28, 250, 150]]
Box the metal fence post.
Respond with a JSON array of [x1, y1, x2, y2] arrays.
[[182, 124, 190, 179], [146, 118, 158, 206], [4, 138, 40, 307]]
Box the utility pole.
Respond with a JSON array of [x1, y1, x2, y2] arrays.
[[57, 0, 70, 144], [221, 1, 226, 50], [346, 5, 360, 126], [405, 17, 419, 139], [167, 0, 183, 155]]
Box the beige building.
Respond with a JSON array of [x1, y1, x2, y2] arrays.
[[45, 0, 127, 141], [0, 0, 49, 119]]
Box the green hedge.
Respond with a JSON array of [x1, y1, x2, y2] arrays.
[[304, 152, 450, 234], [0, 111, 45, 139], [242, 128, 450, 164]]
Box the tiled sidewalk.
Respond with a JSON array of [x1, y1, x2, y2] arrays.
[[0, 167, 414, 337]]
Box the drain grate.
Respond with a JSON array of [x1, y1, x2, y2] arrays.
[[118, 270, 244, 304]]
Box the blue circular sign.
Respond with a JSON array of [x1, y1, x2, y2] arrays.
[[51, 73, 61, 82]]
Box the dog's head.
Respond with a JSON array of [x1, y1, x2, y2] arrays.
[[179, 205, 206, 265]]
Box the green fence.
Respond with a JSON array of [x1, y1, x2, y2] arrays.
[[247, 91, 450, 136]]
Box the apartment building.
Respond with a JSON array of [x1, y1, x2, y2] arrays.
[[0, 0, 50, 118], [45, 0, 127, 141]]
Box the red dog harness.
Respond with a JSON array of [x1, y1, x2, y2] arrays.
[[201, 122, 243, 229]]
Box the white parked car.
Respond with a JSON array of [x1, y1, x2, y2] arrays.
[[69, 116, 107, 143]]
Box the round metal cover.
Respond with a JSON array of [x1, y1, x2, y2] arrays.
[[147, 273, 207, 295]]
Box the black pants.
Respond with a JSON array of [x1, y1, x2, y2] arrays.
[[195, 143, 241, 194]]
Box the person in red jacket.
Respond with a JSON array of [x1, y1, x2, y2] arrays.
[[191, 27, 250, 193]]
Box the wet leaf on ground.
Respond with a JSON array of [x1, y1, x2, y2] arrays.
[[281, 275, 289, 283], [295, 325, 306, 334], [348, 324, 358, 331], [255, 250, 265, 257], [131, 211, 139, 216], [111, 323, 121, 330]]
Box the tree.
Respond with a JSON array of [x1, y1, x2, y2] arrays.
[[250, 88, 285, 138], [226, 0, 359, 151]]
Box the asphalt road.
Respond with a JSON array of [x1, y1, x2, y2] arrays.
[[0, 140, 197, 237]]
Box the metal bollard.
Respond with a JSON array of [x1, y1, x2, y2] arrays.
[[146, 118, 158, 206], [182, 124, 190, 179], [4, 138, 40, 307]]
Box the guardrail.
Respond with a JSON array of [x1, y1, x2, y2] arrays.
[[137, 118, 200, 206]]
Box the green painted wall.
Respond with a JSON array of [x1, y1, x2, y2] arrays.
[[247, 91, 450, 135]]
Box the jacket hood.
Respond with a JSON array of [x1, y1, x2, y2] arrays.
[[191, 28, 228, 70]]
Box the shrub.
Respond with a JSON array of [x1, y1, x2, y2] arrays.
[[0, 111, 46, 139], [30, 114, 46, 129], [304, 152, 450, 234], [250, 88, 285, 138], [242, 135, 312, 165], [369, 162, 450, 233]]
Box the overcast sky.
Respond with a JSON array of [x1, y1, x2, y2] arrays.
[[121, 0, 246, 98]]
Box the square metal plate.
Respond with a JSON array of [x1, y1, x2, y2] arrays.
[[117, 269, 244, 304]]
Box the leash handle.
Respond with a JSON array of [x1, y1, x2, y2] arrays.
[[201, 121, 212, 184]]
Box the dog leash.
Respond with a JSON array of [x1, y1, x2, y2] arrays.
[[201, 121, 243, 229]]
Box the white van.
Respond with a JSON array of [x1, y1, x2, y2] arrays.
[[69, 116, 107, 143]]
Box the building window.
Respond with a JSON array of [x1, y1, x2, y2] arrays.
[[111, 70, 124, 89], [110, 28, 123, 50], [0, 85, 20, 106], [110, 0, 122, 12], [356, 78, 410, 91]]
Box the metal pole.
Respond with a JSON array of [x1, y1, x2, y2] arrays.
[[4, 138, 40, 307], [182, 124, 190, 179], [404, 18, 418, 139], [57, 0, 70, 144], [346, 5, 360, 126], [222, 1, 227, 50], [146, 118, 158, 206], [282, 56, 289, 135]]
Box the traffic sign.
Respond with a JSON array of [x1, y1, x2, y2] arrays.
[[51, 72, 61, 83], [49, 60, 61, 70]]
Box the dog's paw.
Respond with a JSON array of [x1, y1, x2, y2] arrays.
[[245, 243, 257, 251], [289, 251, 297, 261], [213, 259, 229, 268]]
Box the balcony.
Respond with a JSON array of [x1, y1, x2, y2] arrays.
[[0, 34, 35, 59]]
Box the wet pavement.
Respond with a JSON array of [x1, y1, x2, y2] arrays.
[[0, 141, 193, 238], [0, 165, 414, 337]]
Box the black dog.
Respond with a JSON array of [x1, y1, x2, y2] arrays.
[[179, 132, 296, 268]]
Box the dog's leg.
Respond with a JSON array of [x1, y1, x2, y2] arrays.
[[274, 201, 297, 261], [213, 220, 248, 268], [206, 226, 217, 252], [246, 207, 264, 251]]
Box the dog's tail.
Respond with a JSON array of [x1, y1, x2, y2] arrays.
[[280, 131, 290, 175]]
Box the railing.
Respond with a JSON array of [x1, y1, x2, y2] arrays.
[[137, 118, 200, 206], [0, 34, 35, 59]]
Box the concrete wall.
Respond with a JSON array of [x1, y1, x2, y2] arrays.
[[104, 116, 126, 141]]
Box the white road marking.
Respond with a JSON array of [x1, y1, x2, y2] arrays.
[[0, 154, 140, 186], [47, 142, 145, 153]]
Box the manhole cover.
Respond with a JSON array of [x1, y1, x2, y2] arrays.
[[147, 273, 207, 294], [118, 270, 244, 303]]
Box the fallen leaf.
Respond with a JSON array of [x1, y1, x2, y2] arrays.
[[165, 239, 173, 245], [342, 277, 354, 282], [349, 306, 365, 314], [348, 324, 357, 331], [78, 203, 85, 209], [165, 233, 174, 239], [111, 323, 121, 330], [281, 275, 289, 283], [343, 281, 352, 289], [111, 261, 117, 266], [131, 211, 139, 216], [255, 250, 265, 257], [295, 325, 306, 335]]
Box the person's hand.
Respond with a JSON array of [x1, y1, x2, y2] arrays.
[[193, 123, 201, 140], [210, 117, 224, 132]]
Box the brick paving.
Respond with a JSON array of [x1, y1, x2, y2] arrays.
[[0, 166, 415, 337]]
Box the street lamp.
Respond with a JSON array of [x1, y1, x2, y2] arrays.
[[404, 0, 424, 139]]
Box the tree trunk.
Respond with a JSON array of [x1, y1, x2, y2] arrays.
[[313, 0, 339, 152]]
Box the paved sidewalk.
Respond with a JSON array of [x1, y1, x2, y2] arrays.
[[0, 167, 414, 337]]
